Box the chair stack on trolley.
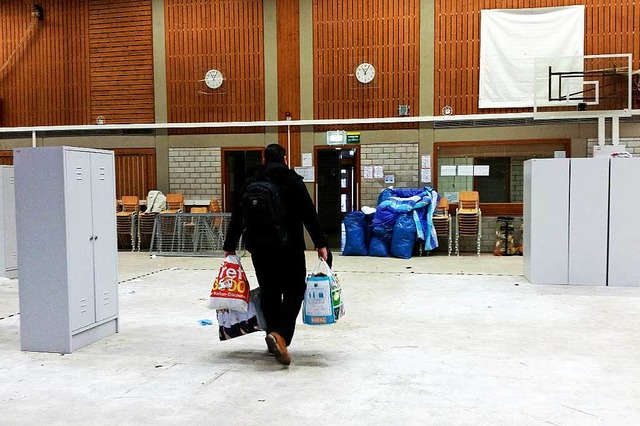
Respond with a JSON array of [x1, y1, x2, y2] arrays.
[[115, 192, 239, 256]]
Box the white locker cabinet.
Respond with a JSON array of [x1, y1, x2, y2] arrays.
[[568, 158, 609, 286], [524, 159, 570, 285], [0, 166, 18, 279], [14, 146, 119, 353], [608, 158, 640, 286]]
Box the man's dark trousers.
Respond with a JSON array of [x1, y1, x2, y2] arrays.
[[251, 247, 307, 346]]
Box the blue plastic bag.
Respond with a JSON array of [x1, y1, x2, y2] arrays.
[[391, 213, 417, 259], [369, 235, 391, 257], [342, 211, 368, 256]]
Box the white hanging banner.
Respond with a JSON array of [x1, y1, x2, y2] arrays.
[[479, 6, 585, 109]]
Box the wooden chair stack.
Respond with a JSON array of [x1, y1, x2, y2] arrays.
[[137, 209, 156, 251], [455, 191, 482, 256], [117, 195, 139, 251], [208, 198, 225, 247], [163, 193, 184, 213], [432, 196, 452, 256]]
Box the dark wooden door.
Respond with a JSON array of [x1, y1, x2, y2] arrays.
[[317, 149, 342, 249]]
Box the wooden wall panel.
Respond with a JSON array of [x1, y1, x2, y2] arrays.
[[312, 0, 421, 130], [0, 1, 91, 126], [434, 0, 640, 116], [164, 0, 265, 132], [113, 148, 157, 200], [89, 1, 155, 124], [276, 0, 301, 166], [0, 151, 13, 165], [0, 0, 155, 127]]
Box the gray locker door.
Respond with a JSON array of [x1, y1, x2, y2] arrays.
[[90, 153, 119, 321], [523, 159, 570, 284], [568, 159, 609, 285], [65, 150, 97, 330], [3, 168, 17, 270], [608, 158, 640, 286]]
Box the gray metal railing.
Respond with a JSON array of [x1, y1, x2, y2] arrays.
[[149, 212, 244, 257]]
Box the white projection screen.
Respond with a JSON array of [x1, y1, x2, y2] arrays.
[[479, 6, 585, 109]]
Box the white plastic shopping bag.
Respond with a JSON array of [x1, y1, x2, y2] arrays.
[[303, 258, 345, 325], [207, 254, 250, 312]]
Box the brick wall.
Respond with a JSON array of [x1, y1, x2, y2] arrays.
[[587, 137, 640, 157], [168, 147, 222, 201], [510, 157, 526, 202], [360, 143, 420, 207]]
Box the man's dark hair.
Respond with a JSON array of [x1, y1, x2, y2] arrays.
[[264, 143, 286, 164]]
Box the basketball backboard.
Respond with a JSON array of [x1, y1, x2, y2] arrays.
[[533, 54, 633, 119]]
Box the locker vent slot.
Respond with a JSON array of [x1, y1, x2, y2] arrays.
[[75, 166, 83, 181], [99, 167, 106, 181]]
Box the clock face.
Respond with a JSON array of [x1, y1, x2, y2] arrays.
[[204, 69, 224, 89], [355, 62, 375, 84]]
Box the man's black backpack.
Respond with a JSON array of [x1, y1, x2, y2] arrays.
[[240, 177, 288, 250]]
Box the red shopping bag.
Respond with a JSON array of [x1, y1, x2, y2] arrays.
[[207, 255, 250, 312]]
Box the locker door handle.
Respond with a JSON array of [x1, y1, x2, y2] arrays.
[[89, 236, 94, 241], [94, 235, 98, 240]]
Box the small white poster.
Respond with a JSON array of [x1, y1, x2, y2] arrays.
[[458, 165, 474, 176], [374, 166, 384, 178], [294, 166, 315, 182], [554, 150, 566, 158], [302, 153, 313, 167], [441, 165, 457, 176], [384, 175, 395, 184], [421, 168, 432, 183], [421, 155, 431, 169], [363, 166, 373, 179], [474, 165, 490, 176]]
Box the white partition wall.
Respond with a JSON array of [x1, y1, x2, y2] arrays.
[[608, 158, 640, 286], [568, 158, 609, 286], [524, 159, 570, 285], [15, 146, 119, 353], [0, 166, 17, 279]]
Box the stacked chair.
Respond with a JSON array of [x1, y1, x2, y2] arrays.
[[432, 196, 452, 256], [154, 193, 184, 252], [455, 191, 482, 256], [116, 196, 139, 251], [163, 193, 184, 213], [207, 198, 226, 249], [138, 190, 166, 251], [137, 210, 157, 251]]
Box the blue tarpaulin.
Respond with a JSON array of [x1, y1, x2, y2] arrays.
[[373, 187, 440, 258]]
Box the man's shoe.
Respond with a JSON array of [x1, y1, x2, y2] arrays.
[[265, 332, 291, 366]]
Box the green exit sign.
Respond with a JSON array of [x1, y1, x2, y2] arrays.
[[346, 132, 360, 144]]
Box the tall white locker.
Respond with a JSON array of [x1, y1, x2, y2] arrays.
[[608, 158, 640, 286], [524, 159, 570, 285], [568, 158, 609, 286], [0, 166, 18, 279], [14, 146, 119, 353]]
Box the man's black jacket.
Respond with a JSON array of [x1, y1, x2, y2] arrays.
[[223, 161, 327, 252]]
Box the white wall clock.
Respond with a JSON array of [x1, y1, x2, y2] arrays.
[[355, 62, 375, 84], [204, 69, 224, 89]]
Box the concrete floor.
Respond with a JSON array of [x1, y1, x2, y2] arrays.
[[1, 252, 640, 425]]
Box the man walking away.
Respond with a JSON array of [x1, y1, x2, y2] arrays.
[[223, 143, 328, 366]]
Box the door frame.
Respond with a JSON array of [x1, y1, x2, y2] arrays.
[[313, 144, 361, 211]]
